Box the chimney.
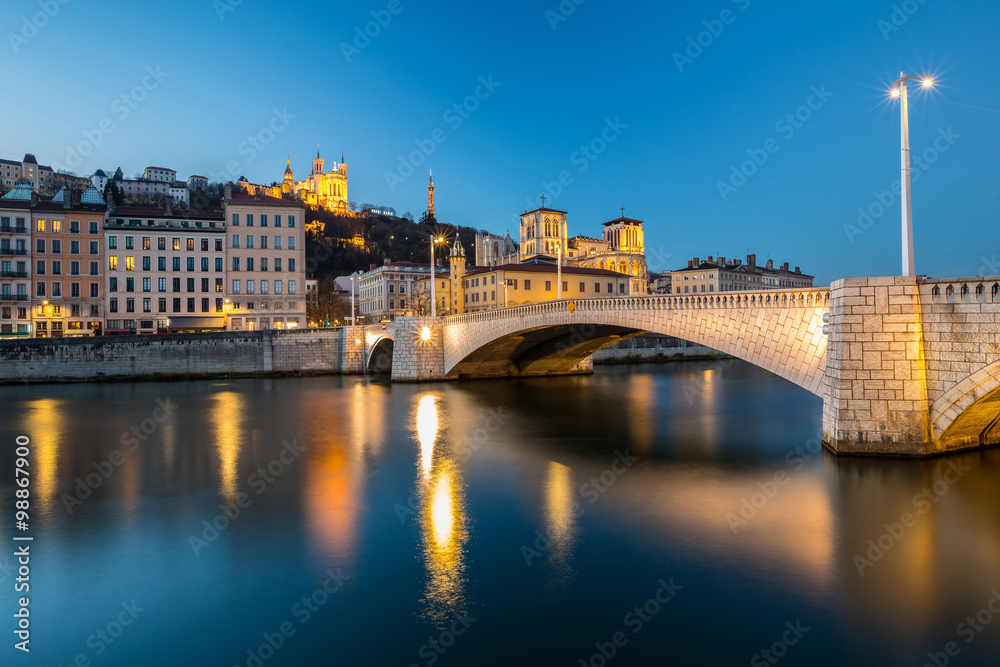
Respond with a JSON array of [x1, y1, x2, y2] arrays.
[[106, 189, 113, 208], [63, 191, 72, 210], [766, 259, 774, 270], [688, 260, 693, 269], [369, 264, 376, 271], [782, 262, 789, 272], [734, 259, 741, 266], [30, 191, 38, 206], [794, 266, 801, 274], [224, 182, 232, 199], [747, 254, 756, 267], [708, 255, 714, 264], [693, 256, 700, 266]]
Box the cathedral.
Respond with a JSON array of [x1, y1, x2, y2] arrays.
[[281, 146, 349, 213], [475, 203, 649, 295]]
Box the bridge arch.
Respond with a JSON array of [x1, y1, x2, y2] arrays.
[[441, 292, 829, 395], [366, 331, 395, 374], [930, 360, 1000, 447]]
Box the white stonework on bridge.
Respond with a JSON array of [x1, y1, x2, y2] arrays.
[[438, 291, 830, 393]]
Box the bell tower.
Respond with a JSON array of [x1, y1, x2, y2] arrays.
[[449, 236, 466, 315], [312, 145, 323, 175]]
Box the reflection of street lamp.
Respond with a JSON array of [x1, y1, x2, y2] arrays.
[[430, 236, 446, 317], [889, 71, 934, 277]]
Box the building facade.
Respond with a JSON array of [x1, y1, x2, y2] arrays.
[[0, 188, 32, 338], [104, 205, 226, 334], [672, 254, 814, 294], [358, 260, 434, 321], [32, 187, 107, 337], [142, 166, 177, 183], [223, 192, 306, 331]]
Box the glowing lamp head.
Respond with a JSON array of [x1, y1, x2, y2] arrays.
[[421, 326, 431, 341], [890, 88, 901, 97], [355, 338, 362, 345], [922, 78, 933, 87]]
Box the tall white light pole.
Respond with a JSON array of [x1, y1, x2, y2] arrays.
[[890, 71, 934, 277], [350, 272, 358, 326], [557, 242, 562, 300]]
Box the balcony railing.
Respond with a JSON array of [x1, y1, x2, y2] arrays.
[[0, 294, 29, 302], [0, 249, 27, 256], [0, 271, 28, 278], [0, 226, 28, 234]]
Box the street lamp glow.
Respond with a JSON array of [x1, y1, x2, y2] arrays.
[[889, 70, 936, 277], [421, 326, 431, 341]]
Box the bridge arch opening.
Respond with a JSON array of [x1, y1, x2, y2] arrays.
[[368, 337, 395, 374], [932, 361, 1000, 449]]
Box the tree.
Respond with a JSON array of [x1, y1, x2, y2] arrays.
[[307, 276, 352, 326], [113, 167, 124, 181]]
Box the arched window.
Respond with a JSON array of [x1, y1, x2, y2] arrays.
[[932, 286, 940, 297]]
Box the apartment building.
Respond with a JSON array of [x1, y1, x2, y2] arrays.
[[222, 191, 306, 331], [358, 260, 434, 321], [0, 186, 32, 337], [104, 205, 226, 334]]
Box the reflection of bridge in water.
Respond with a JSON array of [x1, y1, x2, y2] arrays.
[[365, 275, 1000, 457]]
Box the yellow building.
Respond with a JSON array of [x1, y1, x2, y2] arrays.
[[282, 147, 349, 213], [414, 237, 635, 316]]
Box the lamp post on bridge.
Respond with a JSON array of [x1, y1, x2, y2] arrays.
[[430, 236, 445, 317], [890, 71, 934, 277]]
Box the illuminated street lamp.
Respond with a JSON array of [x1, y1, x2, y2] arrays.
[[430, 236, 446, 317], [889, 71, 934, 277]]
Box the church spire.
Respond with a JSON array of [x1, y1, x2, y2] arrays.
[[427, 169, 436, 220], [316, 144, 320, 159]]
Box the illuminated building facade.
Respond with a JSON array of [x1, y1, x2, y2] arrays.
[[282, 147, 349, 213]]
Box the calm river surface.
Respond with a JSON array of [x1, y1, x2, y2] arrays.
[[2, 361, 1000, 666]]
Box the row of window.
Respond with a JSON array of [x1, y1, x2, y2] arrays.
[[34, 282, 100, 298], [33, 260, 100, 275], [109, 277, 224, 294], [34, 220, 101, 234], [35, 240, 101, 255], [230, 214, 296, 228], [109, 236, 224, 252], [109, 297, 223, 314], [231, 257, 295, 272], [108, 256, 225, 272], [230, 235, 295, 250], [231, 280, 296, 295], [34, 305, 99, 318], [229, 301, 298, 311], [0, 307, 28, 320]]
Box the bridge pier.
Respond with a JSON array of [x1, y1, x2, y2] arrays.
[[823, 277, 935, 456], [391, 317, 446, 382]]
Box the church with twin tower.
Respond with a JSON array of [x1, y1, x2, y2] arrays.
[[475, 197, 649, 296]]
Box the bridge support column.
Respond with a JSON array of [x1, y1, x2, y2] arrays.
[[823, 277, 934, 456], [391, 317, 446, 382]]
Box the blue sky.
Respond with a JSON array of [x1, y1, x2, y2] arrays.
[[3, 0, 999, 284]]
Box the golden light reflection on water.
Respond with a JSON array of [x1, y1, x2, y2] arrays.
[[416, 394, 439, 478], [24, 398, 63, 518], [543, 460, 577, 581], [626, 374, 656, 457], [412, 392, 469, 626], [211, 392, 245, 502]]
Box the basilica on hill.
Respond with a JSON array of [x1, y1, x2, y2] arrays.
[[281, 146, 350, 213]]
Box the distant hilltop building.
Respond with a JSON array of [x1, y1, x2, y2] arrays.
[[476, 203, 649, 295], [281, 146, 350, 213], [0, 153, 91, 195]]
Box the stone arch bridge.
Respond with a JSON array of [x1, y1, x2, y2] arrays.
[[369, 276, 1000, 457]]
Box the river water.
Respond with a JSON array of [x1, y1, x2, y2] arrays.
[[2, 360, 999, 666]]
